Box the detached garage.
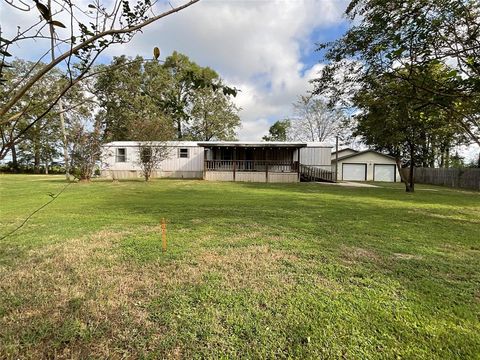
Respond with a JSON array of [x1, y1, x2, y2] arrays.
[[332, 150, 401, 182]]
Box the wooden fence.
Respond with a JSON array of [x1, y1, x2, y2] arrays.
[[402, 167, 480, 191]]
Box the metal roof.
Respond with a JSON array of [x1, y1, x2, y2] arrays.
[[197, 141, 308, 148], [104, 141, 201, 147], [331, 147, 359, 155], [331, 149, 396, 162], [103, 141, 333, 148]]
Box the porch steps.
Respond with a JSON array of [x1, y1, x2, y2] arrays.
[[299, 164, 336, 183]]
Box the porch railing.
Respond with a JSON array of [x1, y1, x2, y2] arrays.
[[205, 160, 297, 173], [299, 164, 335, 182]]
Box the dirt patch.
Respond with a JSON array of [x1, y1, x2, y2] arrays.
[[0, 230, 324, 359], [193, 245, 300, 290], [392, 253, 423, 261], [341, 246, 381, 265]]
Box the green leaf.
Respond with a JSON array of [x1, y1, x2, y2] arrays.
[[0, 49, 12, 57], [50, 20, 66, 28], [0, 37, 12, 45], [153, 46, 160, 60]]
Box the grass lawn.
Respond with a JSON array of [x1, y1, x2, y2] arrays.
[[0, 175, 479, 359]]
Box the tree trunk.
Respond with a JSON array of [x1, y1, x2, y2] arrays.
[[395, 157, 408, 188], [177, 119, 182, 139], [11, 145, 18, 173], [406, 143, 415, 192], [45, 157, 49, 174], [34, 148, 40, 174], [48, 3, 70, 181]]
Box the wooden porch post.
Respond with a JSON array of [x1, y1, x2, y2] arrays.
[[233, 147, 236, 182], [203, 148, 208, 179], [297, 147, 301, 182], [265, 148, 269, 183], [335, 135, 339, 182]]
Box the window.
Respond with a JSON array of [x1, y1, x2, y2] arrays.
[[179, 148, 189, 158], [116, 148, 127, 162]]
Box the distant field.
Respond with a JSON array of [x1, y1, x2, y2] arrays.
[[0, 175, 479, 359]]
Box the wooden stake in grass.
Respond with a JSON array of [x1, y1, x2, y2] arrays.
[[161, 218, 167, 252]]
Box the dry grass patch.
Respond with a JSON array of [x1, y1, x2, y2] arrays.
[[192, 245, 299, 290], [340, 245, 381, 265], [1, 230, 333, 359], [392, 253, 423, 261]]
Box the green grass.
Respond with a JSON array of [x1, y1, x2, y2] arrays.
[[0, 174, 479, 359]]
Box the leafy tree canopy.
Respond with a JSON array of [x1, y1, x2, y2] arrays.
[[95, 52, 240, 141], [263, 120, 290, 141], [314, 0, 480, 146]]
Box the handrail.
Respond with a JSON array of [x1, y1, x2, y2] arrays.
[[299, 164, 335, 182], [205, 160, 297, 172]]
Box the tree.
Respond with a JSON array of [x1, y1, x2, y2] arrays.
[[0, 0, 200, 161], [131, 111, 175, 181], [95, 56, 165, 141], [288, 96, 347, 142], [148, 51, 238, 139], [0, 59, 91, 170], [69, 120, 103, 181], [314, 0, 480, 146], [187, 86, 240, 141], [263, 120, 290, 141], [16, 117, 61, 174], [353, 64, 464, 192], [137, 142, 170, 181], [95, 53, 239, 141]]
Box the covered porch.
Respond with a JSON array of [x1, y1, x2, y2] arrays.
[[198, 142, 307, 183]]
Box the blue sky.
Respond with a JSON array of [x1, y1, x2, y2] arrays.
[[96, 0, 352, 140], [2, 0, 477, 161], [1, 0, 351, 141]]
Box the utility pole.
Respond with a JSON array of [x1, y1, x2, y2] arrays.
[[48, 0, 70, 181], [335, 135, 339, 182]]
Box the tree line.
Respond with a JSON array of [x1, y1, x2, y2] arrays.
[[0, 51, 240, 179]]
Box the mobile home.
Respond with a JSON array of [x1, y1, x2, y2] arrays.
[[101, 141, 333, 183]]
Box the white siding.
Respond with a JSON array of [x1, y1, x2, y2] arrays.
[[101, 142, 204, 178], [333, 152, 401, 182], [295, 146, 332, 166]]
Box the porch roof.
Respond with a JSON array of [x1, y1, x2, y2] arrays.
[[197, 141, 307, 148]]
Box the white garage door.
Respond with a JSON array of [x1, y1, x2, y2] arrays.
[[343, 163, 366, 181], [374, 164, 395, 182]]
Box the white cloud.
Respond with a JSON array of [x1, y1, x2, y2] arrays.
[[1, 0, 348, 140], [106, 0, 348, 139]]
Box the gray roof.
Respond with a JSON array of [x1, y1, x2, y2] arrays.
[[332, 149, 396, 162], [197, 141, 307, 148], [331, 147, 359, 155]]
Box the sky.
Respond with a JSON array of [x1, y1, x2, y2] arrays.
[[103, 0, 351, 141], [1, 0, 478, 161], [1, 0, 350, 141]]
